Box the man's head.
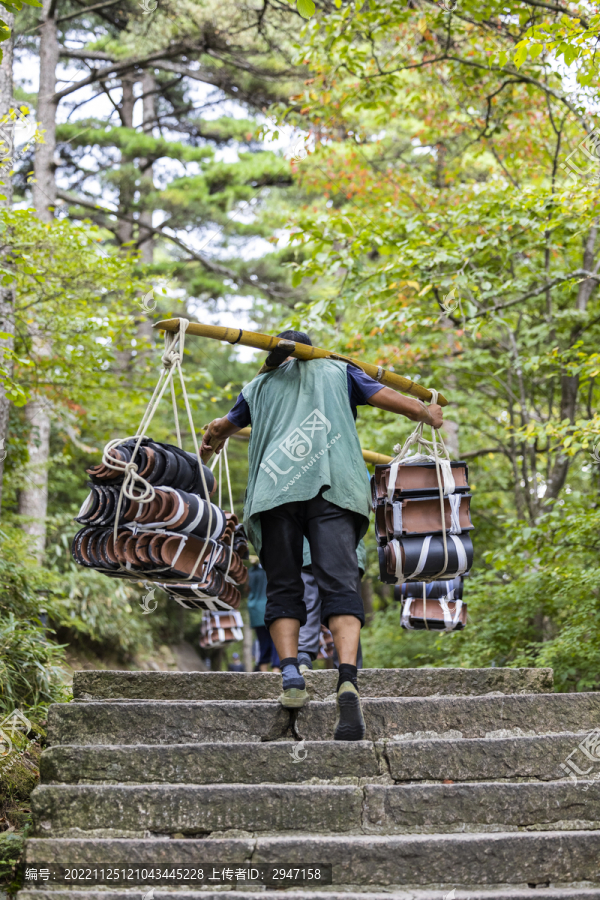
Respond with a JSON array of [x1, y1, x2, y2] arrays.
[[276, 330, 313, 346]]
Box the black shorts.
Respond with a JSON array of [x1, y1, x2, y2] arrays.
[[260, 493, 365, 629]]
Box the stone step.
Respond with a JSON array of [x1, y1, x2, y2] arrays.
[[16, 893, 600, 900], [40, 741, 383, 785], [40, 732, 597, 785], [47, 693, 600, 746], [386, 732, 596, 783], [30, 781, 600, 837], [72, 668, 553, 701], [23, 832, 600, 886]]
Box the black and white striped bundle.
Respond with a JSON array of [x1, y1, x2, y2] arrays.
[[372, 454, 474, 590], [393, 577, 467, 632], [71, 437, 248, 612], [86, 437, 216, 498], [76, 484, 226, 540]]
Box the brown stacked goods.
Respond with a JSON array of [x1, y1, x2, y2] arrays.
[[71, 437, 248, 612], [372, 457, 474, 585], [393, 577, 467, 632], [199, 610, 244, 647]]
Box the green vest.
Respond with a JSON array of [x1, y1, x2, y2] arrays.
[[241, 358, 371, 555]]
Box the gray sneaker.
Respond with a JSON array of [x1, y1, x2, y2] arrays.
[[333, 681, 365, 741], [279, 686, 309, 708], [298, 652, 313, 674]]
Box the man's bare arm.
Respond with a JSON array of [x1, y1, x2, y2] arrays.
[[368, 387, 444, 429]]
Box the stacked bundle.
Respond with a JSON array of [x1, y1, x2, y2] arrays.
[[71, 438, 248, 612], [372, 455, 474, 587], [165, 525, 249, 611], [199, 610, 244, 648], [394, 577, 466, 632]]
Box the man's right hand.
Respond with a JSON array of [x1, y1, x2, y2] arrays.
[[422, 403, 443, 429], [200, 416, 243, 461]]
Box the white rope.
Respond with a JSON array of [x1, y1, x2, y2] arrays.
[[439, 596, 464, 632], [387, 388, 453, 583], [171, 322, 214, 581], [449, 494, 462, 534], [103, 319, 214, 581], [401, 596, 414, 629], [220, 440, 236, 582]]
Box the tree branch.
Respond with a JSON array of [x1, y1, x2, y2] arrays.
[[469, 270, 600, 319], [55, 189, 296, 302]]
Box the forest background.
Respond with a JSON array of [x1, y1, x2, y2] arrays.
[[1, 0, 600, 863]]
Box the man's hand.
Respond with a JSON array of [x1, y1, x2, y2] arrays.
[[200, 421, 223, 460], [421, 403, 443, 429], [200, 416, 243, 462]]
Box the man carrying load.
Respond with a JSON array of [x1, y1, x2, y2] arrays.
[[200, 330, 443, 741]]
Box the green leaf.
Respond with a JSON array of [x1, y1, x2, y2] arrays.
[[513, 43, 528, 69], [297, 0, 315, 18]]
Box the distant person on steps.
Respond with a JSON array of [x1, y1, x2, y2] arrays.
[[247, 558, 280, 672]]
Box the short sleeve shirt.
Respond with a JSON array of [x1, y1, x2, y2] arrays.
[[227, 365, 383, 427]]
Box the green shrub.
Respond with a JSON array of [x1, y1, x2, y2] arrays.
[[0, 615, 67, 715], [0, 832, 24, 888]]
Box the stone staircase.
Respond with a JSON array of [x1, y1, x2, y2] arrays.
[[19, 667, 600, 899]]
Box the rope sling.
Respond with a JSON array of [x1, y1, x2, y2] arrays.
[[97, 318, 237, 601], [387, 391, 467, 632]]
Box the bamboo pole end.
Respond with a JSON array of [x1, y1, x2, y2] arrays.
[[154, 318, 181, 332]]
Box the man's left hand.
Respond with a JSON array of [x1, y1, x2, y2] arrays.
[[422, 403, 443, 429]]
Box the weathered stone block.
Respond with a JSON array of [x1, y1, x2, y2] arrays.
[[40, 740, 381, 785], [23, 832, 600, 885], [47, 693, 600, 746], [31, 784, 363, 837], [384, 732, 591, 783], [72, 668, 554, 702], [362, 781, 600, 832]]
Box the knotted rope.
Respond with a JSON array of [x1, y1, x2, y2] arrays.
[[210, 439, 236, 583], [389, 393, 467, 632], [103, 318, 215, 583]]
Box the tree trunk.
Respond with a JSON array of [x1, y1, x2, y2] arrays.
[[32, 0, 58, 221], [117, 75, 136, 246], [19, 0, 58, 555], [0, 9, 15, 512], [17, 398, 51, 556], [137, 70, 155, 346], [139, 70, 155, 266], [546, 221, 598, 502]]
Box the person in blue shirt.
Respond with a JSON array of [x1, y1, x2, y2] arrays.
[[225, 355, 389, 427], [201, 330, 443, 741], [247, 561, 280, 671], [228, 652, 245, 672]]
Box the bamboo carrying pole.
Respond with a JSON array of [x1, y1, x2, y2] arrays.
[[154, 318, 448, 407], [232, 426, 392, 465]]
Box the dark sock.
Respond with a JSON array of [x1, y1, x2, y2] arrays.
[[280, 657, 299, 669], [337, 663, 358, 692], [280, 657, 305, 690]]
